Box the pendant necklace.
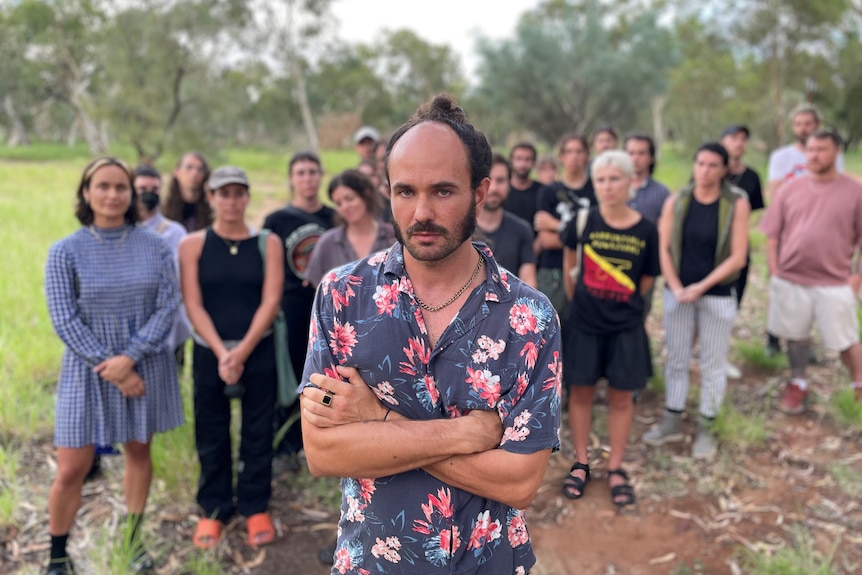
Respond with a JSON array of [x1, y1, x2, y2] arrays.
[[224, 239, 241, 255], [413, 252, 484, 312], [214, 225, 248, 256]]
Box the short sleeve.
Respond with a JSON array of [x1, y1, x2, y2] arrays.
[[536, 184, 559, 216], [643, 223, 661, 278]]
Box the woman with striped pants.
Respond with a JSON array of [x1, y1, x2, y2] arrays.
[[644, 142, 750, 459]]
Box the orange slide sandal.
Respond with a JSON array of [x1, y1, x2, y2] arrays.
[[246, 512, 275, 548], [193, 518, 222, 550]]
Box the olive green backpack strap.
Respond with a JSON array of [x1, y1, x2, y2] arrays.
[[259, 230, 299, 407]]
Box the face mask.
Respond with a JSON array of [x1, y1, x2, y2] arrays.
[[140, 191, 160, 211]]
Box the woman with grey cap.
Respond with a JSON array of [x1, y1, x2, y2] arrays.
[[178, 166, 284, 550]]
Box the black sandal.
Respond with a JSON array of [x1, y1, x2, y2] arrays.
[[608, 468, 636, 507], [562, 462, 590, 500]]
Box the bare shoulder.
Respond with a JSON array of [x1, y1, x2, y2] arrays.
[[179, 230, 206, 257]]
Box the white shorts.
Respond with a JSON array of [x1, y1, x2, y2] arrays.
[[767, 275, 859, 351]]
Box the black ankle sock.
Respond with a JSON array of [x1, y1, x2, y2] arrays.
[[50, 533, 69, 561]]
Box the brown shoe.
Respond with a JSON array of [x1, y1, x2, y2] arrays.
[[778, 381, 807, 414]]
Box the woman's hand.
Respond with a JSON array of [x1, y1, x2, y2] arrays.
[[678, 282, 706, 304], [94, 355, 135, 383], [218, 350, 244, 385], [114, 372, 146, 398]]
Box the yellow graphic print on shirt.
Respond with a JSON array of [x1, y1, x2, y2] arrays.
[[582, 243, 636, 302]]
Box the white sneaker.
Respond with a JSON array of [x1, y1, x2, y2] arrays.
[[726, 363, 741, 379]]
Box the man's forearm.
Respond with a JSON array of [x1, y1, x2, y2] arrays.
[[302, 404, 500, 479], [423, 449, 551, 510]]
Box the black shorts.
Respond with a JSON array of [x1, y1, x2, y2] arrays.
[[563, 324, 652, 390]]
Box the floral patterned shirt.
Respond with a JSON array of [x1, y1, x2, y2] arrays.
[[301, 242, 562, 575]]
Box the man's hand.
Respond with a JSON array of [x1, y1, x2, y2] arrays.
[[303, 366, 389, 428], [459, 409, 504, 453], [94, 355, 135, 383], [850, 274, 862, 296]]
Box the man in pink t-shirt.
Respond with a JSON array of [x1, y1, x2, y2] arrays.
[[760, 130, 862, 412]]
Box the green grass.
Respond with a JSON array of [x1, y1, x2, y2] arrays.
[[0, 443, 21, 525], [829, 387, 862, 429], [735, 341, 788, 372], [713, 403, 769, 452], [828, 462, 862, 499], [150, 373, 199, 502], [738, 525, 838, 575]]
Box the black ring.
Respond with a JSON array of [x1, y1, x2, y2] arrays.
[[321, 392, 334, 407]]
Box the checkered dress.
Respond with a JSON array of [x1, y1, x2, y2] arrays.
[[45, 225, 184, 447]]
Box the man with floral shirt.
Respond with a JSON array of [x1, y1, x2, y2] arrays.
[[299, 94, 562, 575]]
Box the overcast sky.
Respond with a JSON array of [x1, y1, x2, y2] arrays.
[[332, 1, 539, 77]]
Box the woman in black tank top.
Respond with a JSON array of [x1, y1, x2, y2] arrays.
[[178, 166, 284, 550], [648, 143, 750, 460]]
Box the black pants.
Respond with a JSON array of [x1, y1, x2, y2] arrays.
[[193, 336, 276, 522]]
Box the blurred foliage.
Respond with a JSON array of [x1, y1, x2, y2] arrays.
[[1, 0, 862, 159]]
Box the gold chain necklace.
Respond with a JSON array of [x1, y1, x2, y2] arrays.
[[413, 254, 483, 312]]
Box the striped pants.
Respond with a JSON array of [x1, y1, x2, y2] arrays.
[[664, 290, 737, 418]]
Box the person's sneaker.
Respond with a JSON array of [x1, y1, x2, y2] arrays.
[[643, 411, 685, 446], [45, 558, 75, 575], [778, 381, 808, 415], [726, 362, 742, 379], [692, 424, 718, 460], [130, 549, 154, 573]]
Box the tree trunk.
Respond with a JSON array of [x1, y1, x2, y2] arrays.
[[651, 95, 666, 160], [4, 95, 30, 147], [69, 82, 107, 154], [290, 55, 319, 152]]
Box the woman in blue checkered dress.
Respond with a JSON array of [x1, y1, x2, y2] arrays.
[[43, 157, 183, 574]]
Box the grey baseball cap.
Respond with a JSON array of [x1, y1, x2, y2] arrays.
[[354, 126, 380, 144], [208, 166, 249, 190]]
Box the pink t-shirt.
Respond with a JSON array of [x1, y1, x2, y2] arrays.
[[760, 174, 862, 286]]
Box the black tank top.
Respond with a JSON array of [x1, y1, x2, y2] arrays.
[[199, 228, 264, 340], [679, 195, 732, 297]]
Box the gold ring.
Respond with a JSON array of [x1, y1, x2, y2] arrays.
[[321, 391, 334, 407]]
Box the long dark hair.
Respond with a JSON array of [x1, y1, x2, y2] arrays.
[[162, 152, 212, 230], [75, 157, 139, 226]]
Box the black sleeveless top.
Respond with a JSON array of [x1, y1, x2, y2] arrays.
[[679, 196, 732, 297], [199, 228, 264, 340]]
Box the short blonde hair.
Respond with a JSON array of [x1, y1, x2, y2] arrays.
[[591, 150, 634, 179]]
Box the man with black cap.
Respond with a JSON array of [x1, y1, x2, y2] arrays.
[[720, 125, 764, 377], [353, 125, 380, 162]]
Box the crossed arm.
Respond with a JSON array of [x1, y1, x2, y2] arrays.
[[300, 366, 551, 509]]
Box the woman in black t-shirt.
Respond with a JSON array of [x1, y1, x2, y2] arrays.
[[560, 151, 660, 507]]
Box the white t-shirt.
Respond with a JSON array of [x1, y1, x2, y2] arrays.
[[768, 144, 844, 182]]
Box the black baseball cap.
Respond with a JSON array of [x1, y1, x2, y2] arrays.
[[721, 125, 750, 138]]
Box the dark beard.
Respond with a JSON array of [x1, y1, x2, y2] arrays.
[[393, 197, 477, 262]]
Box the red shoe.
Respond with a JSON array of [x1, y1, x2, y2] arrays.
[[778, 381, 807, 415]]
